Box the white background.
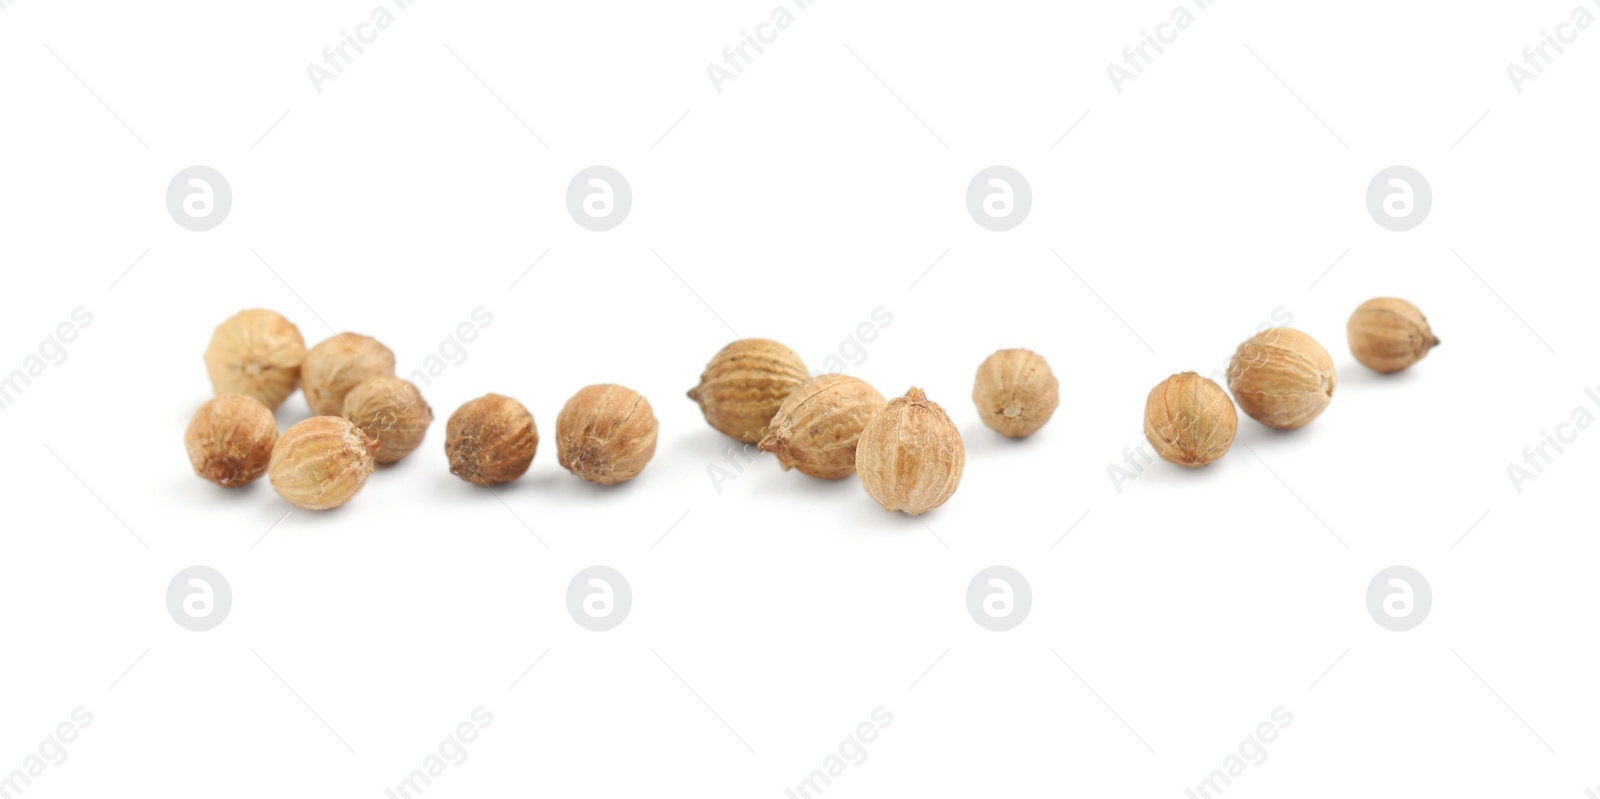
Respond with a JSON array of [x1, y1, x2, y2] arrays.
[[1, 0, 1597, 796]]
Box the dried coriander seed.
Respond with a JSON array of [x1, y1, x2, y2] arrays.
[[556, 384, 659, 485], [203, 309, 306, 410], [972, 348, 1059, 438], [1227, 328, 1336, 430], [446, 393, 538, 487], [1144, 372, 1237, 468], [687, 338, 809, 443], [185, 393, 279, 487], [268, 416, 378, 510], [301, 333, 396, 417], [855, 388, 965, 515], [758, 374, 887, 479], [342, 376, 432, 464], [1347, 297, 1439, 374]]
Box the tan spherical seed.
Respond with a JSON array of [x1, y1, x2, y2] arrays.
[[342, 376, 433, 464], [1144, 373, 1237, 468], [445, 393, 538, 487], [759, 374, 887, 479], [301, 333, 396, 417], [268, 417, 378, 510], [972, 348, 1060, 438], [1227, 328, 1336, 430], [687, 339, 809, 443], [1347, 298, 1440, 374], [556, 384, 659, 485], [185, 393, 279, 487], [855, 388, 965, 515], [203, 309, 306, 410]]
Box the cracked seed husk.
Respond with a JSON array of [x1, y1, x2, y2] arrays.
[[557, 384, 658, 485]]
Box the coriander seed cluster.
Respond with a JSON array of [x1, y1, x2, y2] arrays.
[[184, 297, 1439, 513], [1142, 297, 1439, 469], [690, 340, 1062, 516], [185, 308, 660, 510]]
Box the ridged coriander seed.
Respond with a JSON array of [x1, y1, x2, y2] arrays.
[[972, 348, 1059, 438], [446, 393, 538, 487], [203, 309, 306, 410], [185, 393, 279, 487], [759, 374, 887, 479], [302, 333, 396, 416], [1227, 328, 1336, 430], [269, 417, 378, 510], [855, 388, 965, 515], [342, 376, 432, 464], [1144, 373, 1237, 468], [1347, 298, 1440, 374], [688, 338, 808, 443], [556, 384, 659, 485]]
